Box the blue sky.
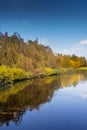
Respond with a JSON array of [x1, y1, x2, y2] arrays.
[[0, 0, 87, 57]]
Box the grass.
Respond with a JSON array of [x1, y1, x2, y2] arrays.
[[76, 67, 87, 71], [45, 67, 67, 75]]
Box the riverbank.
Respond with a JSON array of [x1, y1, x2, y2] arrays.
[[0, 65, 29, 85], [0, 65, 87, 86]]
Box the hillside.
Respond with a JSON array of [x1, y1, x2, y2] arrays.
[[0, 32, 87, 75]]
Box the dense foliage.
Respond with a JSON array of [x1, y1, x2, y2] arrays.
[[0, 65, 29, 83], [0, 32, 87, 75]]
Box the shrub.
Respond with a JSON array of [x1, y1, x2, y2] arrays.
[[0, 65, 29, 83]]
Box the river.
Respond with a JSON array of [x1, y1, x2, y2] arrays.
[[0, 72, 87, 130]]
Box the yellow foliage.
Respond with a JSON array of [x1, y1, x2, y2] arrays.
[[45, 67, 54, 73], [0, 65, 29, 83]]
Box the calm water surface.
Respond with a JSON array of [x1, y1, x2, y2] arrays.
[[0, 72, 87, 130]]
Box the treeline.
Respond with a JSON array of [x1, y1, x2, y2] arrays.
[[0, 32, 87, 74]]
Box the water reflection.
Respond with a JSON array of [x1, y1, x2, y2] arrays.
[[0, 72, 87, 127]]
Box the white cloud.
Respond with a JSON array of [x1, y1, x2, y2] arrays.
[[39, 38, 49, 45], [58, 46, 87, 58], [39, 38, 87, 58], [58, 39, 87, 58], [58, 47, 80, 56], [79, 39, 87, 45], [62, 47, 80, 55]]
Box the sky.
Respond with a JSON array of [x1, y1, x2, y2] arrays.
[[0, 0, 87, 57]]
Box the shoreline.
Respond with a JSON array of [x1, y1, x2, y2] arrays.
[[0, 67, 87, 86]]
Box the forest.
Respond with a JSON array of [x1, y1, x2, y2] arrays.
[[0, 32, 87, 83]]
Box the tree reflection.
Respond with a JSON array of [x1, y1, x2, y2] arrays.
[[0, 72, 87, 127], [0, 110, 25, 127]]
